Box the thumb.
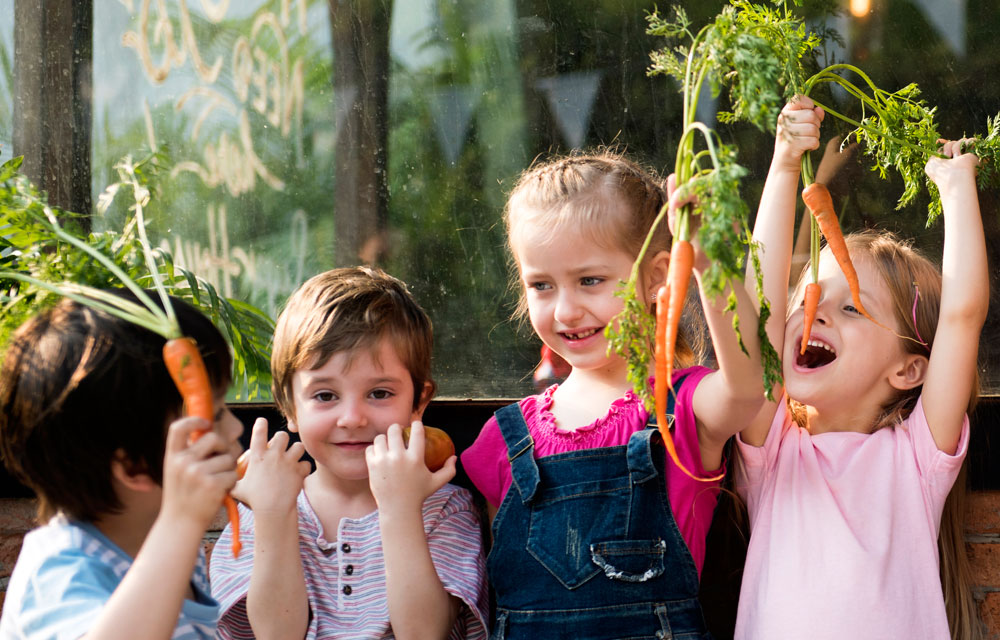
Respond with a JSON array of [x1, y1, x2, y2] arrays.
[[428, 455, 457, 491]]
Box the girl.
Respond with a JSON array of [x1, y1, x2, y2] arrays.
[[461, 151, 767, 638], [736, 97, 988, 639]]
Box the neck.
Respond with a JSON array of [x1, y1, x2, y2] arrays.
[[305, 470, 377, 519], [92, 506, 157, 558], [550, 367, 635, 431], [802, 400, 884, 435]]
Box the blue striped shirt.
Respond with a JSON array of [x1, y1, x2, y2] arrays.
[[0, 516, 218, 640]]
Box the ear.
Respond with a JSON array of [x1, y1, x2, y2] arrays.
[[642, 249, 671, 304], [888, 353, 929, 391], [110, 450, 158, 493], [411, 381, 434, 421]]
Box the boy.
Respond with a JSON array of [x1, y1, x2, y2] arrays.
[[210, 266, 488, 639], [0, 295, 243, 639]]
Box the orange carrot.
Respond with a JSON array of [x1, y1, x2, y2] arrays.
[[162, 337, 242, 557], [655, 285, 723, 483], [799, 282, 821, 355], [801, 183, 874, 323], [663, 239, 695, 386]]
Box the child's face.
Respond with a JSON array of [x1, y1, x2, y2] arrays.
[[211, 389, 245, 460], [514, 218, 635, 383], [783, 251, 909, 413], [288, 337, 425, 482]]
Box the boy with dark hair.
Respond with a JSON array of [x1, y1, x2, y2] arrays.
[[0, 294, 243, 639], [211, 266, 488, 639]]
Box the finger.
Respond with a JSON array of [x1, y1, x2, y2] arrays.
[[371, 433, 388, 456], [250, 417, 269, 453], [405, 420, 426, 459], [268, 429, 290, 451], [429, 455, 458, 489], [666, 173, 677, 199], [166, 417, 202, 454], [285, 440, 307, 462]]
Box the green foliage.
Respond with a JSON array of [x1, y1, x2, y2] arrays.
[[0, 155, 274, 400], [969, 112, 1000, 197]]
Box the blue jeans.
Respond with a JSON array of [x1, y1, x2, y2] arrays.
[[487, 395, 712, 640]]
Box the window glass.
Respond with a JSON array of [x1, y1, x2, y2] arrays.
[[4, 1, 999, 397]]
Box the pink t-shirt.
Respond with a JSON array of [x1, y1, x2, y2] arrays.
[[734, 396, 969, 640], [461, 366, 722, 576]]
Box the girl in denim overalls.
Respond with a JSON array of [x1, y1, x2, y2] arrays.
[[462, 151, 771, 639]]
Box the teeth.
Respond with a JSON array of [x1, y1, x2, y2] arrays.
[[806, 339, 835, 354], [565, 328, 598, 340]]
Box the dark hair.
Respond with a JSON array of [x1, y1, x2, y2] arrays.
[[0, 292, 232, 523], [270, 266, 435, 420]]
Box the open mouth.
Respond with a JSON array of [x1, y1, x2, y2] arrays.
[[796, 338, 837, 369], [562, 328, 601, 340]]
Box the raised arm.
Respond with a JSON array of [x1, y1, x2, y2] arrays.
[[368, 422, 461, 640], [921, 140, 988, 454], [239, 419, 312, 640], [740, 97, 823, 445]]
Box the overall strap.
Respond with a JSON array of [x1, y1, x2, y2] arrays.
[[633, 372, 690, 482], [494, 403, 540, 504]]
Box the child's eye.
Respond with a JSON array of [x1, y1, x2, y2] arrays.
[[844, 304, 861, 315], [529, 281, 551, 291], [581, 276, 603, 286], [313, 391, 336, 402], [370, 389, 394, 400]]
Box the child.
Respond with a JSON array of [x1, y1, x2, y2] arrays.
[[0, 293, 243, 639], [209, 266, 489, 639], [736, 97, 988, 639], [460, 151, 767, 638]]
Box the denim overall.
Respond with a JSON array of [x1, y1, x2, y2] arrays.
[[487, 381, 712, 640]]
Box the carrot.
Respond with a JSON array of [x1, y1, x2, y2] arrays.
[[799, 282, 821, 355], [663, 239, 694, 386], [655, 285, 723, 483], [162, 337, 242, 557], [801, 183, 875, 323]]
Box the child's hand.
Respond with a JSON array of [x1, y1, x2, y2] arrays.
[[366, 421, 456, 513], [160, 416, 240, 531], [925, 138, 980, 197], [773, 96, 824, 173], [665, 173, 710, 273], [231, 417, 310, 516]]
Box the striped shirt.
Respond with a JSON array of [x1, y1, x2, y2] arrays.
[[0, 516, 218, 640], [210, 484, 489, 639]]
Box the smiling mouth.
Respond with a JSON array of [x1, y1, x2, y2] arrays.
[[562, 328, 601, 340], [796, 338, 837, 369]]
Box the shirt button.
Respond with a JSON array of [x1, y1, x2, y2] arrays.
[[341, 543, 351, 553], [345, 565, 354, 575], [343, 585, 352, 595]]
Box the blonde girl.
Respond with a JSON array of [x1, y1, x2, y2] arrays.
[[738, 96, 988, 640], [462, 150, 766, 638]]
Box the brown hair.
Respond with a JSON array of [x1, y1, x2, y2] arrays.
[[0, 293, 232, 523], [271, 266, 435, 421], [789, 230, 984, 640], [503, 149, 702, 367]]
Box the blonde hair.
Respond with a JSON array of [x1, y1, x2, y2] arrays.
[[789, 230, 984, 640], [270, 267, 435, 421], [504, 149, 702, 368]]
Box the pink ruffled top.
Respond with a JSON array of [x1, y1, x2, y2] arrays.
[[461, 366, 722, 575]]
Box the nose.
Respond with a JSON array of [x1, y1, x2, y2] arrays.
[[553, 289, 583, 325], [336, 398, 368, 429]]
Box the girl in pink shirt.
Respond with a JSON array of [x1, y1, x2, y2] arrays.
[[462, 151, 769, 638], [736, 97, 988, 639]]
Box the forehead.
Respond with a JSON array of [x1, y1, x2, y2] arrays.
[[300, 336, 409, 380], [510, 208, 630, 268]]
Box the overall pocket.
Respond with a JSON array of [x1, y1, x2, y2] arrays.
[[525, 475, 631, 589], [590, 538, 666, 582]]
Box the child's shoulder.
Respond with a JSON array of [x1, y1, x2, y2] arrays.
[[423, 482, 477, 518]]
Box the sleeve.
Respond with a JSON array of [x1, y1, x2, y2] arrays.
[[460, 414, 508, 508], [426, 487, 490, 640], [14, 549, 118, 640], [907, 396, 970, 497], [670, 366, 723, 478], [209, 502, 258, 640]]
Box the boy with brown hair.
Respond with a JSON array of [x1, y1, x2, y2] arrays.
[[211, 266, 488, 640]]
